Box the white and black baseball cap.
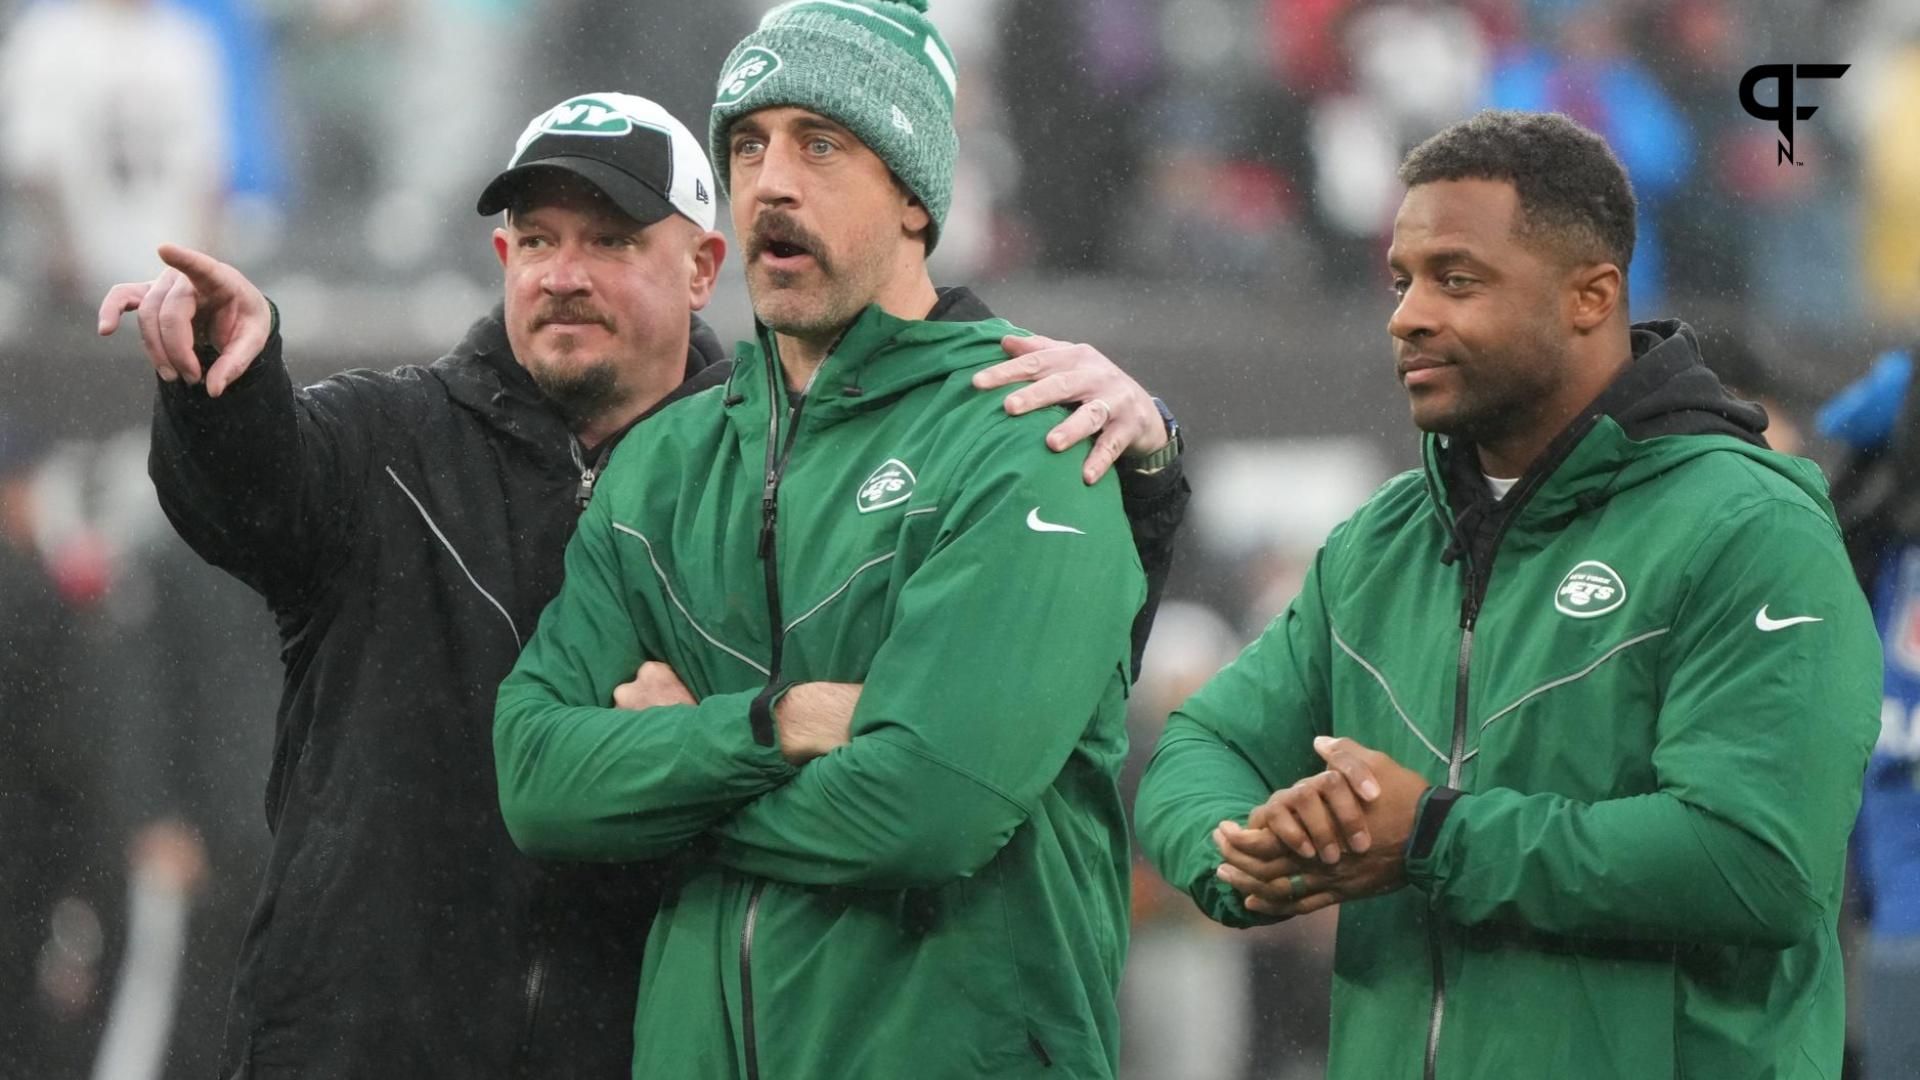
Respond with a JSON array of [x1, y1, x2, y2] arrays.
[[476, 92, 717, 231]]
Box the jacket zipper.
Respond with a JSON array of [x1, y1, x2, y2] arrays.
[[1426, 562, 1477, 1080], [740, 881, 767, 1080], [568, 438, 598, 509], [740, 340, 824, 1080], [1424, 446, 1536, 1080]]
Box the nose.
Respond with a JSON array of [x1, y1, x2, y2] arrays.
[[541, 241, 592, 297], [1387, 281, 1437, 344], [753, 137, 802, 209]]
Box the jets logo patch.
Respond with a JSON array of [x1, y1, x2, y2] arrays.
[[857, 458, 915, 514], [1555, 560, 1626, 618], [716, 48, 783, 107]]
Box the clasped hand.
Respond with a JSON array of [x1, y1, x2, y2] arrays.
[[1212, 737, 1429, 918]]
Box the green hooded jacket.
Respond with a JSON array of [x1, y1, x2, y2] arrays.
[[1135, 323, 1880, 1079], [495, 291, 1145, 1079]]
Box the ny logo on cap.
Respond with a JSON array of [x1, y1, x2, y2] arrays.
[[535, 96, 634, 137]]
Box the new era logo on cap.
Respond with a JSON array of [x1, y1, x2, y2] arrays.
[[478, 93, 717, 231]]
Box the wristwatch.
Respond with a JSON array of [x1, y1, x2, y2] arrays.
[[1127, 397, 1183, 474]]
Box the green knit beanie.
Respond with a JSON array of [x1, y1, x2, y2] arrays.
[[710, 0, 958, 250]]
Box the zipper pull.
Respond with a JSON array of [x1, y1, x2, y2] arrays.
[[758, 478, 778, 559], [569, 438, 595, 510], [1459, 570, 1480, 629]]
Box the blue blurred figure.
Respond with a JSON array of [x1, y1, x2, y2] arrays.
[[1486, 4, 1692, 313], [172, 0, 288, 254], [1819, 346, 1920, 1080]]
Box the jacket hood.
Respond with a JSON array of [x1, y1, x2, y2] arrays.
[[723, 288, 1017, 429], [432, 303, 730, 448], [1425, 319, 1829, 559]]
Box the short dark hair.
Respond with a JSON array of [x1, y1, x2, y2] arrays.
[[1398, 110, 1636, 273]]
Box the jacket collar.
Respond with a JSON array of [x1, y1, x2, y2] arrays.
[[722, 287, 1008, 429]]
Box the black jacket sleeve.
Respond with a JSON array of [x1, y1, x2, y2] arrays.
[[1117, 455, 1191, 680], [148, 312, 376, 610]]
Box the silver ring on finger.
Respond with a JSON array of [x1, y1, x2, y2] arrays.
[[1287, 873, 1309, 898], [1086, 397, 1112, 427]]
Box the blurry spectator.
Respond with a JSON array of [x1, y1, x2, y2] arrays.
[[272, 0, 404, 276], [1306, 1, 1489, 281], [366, 0, 534, 271], [999, 0, 1164, 272], [0, 417, 116, 1075], [38, 430, 278, 1080], [1121, 601, 1253, 1080], [1639, 0, 1753, 309], [1819, 346, 1920, 1080], [174, 0, 291, 265], [1486, 3, 1692, 313], [3, 428, 275, 1079], [1855, 30, 1920, 325], [0, 0, 226, 304]]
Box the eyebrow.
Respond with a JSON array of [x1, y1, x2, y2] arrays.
[[1387, 247, 1488, 273], [729, 113, 856, 143], [793, 116, 854, 139]]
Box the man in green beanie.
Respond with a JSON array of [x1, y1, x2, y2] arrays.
[[494, 3, 1158, 1077]]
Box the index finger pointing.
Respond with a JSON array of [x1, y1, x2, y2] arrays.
[[156, 243, 230, 298]]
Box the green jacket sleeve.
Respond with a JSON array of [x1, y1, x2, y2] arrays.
[[1134, 544, 1338, 928], [705, 418, 1144, 890], [494, 486, 794, 862], [1406, 499, 1882, 947]]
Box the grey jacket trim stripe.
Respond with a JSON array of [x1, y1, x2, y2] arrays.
[[386, 466, 521, 648], [611, 522, 772, 677], [1332, 628, 1449, 765]]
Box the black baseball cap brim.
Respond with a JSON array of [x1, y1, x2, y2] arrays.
[[475, 157, 678, 226]]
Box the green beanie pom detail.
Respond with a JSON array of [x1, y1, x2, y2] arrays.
[[710, 0, 958, 250]]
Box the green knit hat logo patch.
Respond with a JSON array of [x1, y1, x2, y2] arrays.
[[716, 47, 783, 108]]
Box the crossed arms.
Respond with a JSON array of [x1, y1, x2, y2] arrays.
[[493, 419, 1144, 890]]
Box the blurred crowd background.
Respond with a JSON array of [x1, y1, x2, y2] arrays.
[[5, 0, 1920, 1077]]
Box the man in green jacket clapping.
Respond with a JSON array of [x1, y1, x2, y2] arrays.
[[1136, 110, 1881, 1079], [494, 3, 1154, 1077]]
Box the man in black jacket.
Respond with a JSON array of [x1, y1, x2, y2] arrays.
[[96, 92, 1188, 1078]]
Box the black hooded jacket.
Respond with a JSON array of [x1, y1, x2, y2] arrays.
[[148, 303, 1188, 1079]]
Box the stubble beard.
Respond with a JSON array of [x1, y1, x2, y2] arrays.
[[747, 241, 891, 347], [1420, 329, 1573, 450]]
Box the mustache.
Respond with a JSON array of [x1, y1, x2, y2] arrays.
[[533, 300, 612, 330], [747, 212, 831, 270]]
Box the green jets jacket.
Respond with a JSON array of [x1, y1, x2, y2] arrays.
[[1136, 322, 1880, 1079], [495, 290, 1145, 1079]]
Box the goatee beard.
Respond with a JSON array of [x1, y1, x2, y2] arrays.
[[530, 362, 625, 429]]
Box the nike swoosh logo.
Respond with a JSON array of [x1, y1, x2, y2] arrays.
[[1025, 507, 1085, 535], [1755, 606, 1823, 632]]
